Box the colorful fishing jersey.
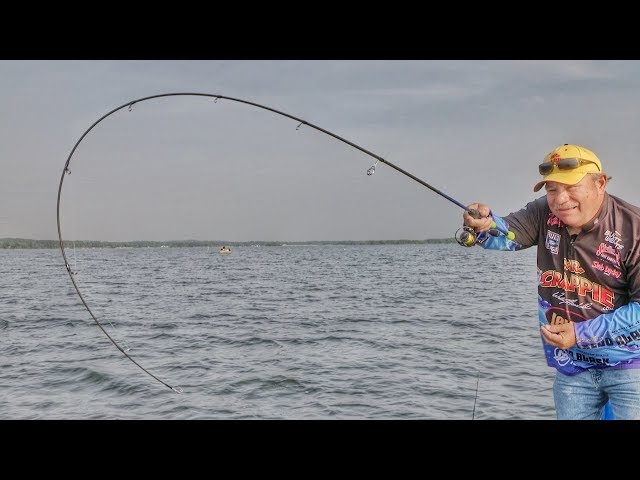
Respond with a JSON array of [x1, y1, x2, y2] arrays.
[[476, 193, 640, 375]]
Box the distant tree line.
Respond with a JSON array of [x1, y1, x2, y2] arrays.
[[0, 237, 457, 249]]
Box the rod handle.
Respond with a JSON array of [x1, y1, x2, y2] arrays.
[[467, 209, 516, 240]]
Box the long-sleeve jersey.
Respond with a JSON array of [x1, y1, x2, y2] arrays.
[[476, 192, 640, 375]]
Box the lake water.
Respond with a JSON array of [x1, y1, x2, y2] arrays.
[[0, 243, 557, 419]]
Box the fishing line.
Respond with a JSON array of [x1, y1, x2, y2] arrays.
[[65, 160, 132, 351], [472, 375, 480, 420], [67, 172, 78, 276], [57, 92, 515, 392], [59, 134, 182, 393]]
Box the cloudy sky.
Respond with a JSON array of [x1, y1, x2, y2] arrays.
[[2, 60, 640, 242]]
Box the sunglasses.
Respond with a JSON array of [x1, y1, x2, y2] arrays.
[[538, 158, 601, 176]]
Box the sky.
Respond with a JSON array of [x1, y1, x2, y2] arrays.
[[3, 60, 640, 242]]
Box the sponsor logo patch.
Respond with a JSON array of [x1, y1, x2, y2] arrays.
[[545, 231, 561, 255]]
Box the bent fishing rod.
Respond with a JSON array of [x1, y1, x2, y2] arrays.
[[57, 92, 515, 392]]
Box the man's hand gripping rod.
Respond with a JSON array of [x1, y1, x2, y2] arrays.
[[456, 208, 516, 247]]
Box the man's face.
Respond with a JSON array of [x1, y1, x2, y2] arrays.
[[544, 174, 606, 228]]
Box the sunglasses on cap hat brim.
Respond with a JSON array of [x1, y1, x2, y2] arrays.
[[538, 158, 601, 176]]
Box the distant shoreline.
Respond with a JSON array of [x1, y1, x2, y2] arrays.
[[0, 237, 457, 249]]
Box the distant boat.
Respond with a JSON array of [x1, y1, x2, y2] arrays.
[[218, 246, 232, 254]]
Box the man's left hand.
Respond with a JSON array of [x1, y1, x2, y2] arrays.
[[541, 322, 577, 349]]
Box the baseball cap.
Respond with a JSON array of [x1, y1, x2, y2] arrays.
[[533, 144, 602, 192]]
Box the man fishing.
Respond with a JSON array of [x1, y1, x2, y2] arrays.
[[463, 144, 640, 420]]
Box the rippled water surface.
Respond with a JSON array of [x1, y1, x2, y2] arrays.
[[0, 244, 556, 419]]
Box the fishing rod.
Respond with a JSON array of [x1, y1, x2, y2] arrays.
[[57, 92, 515, 391]]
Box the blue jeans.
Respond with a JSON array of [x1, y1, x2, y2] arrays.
[[553, 368, 640, 420]]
